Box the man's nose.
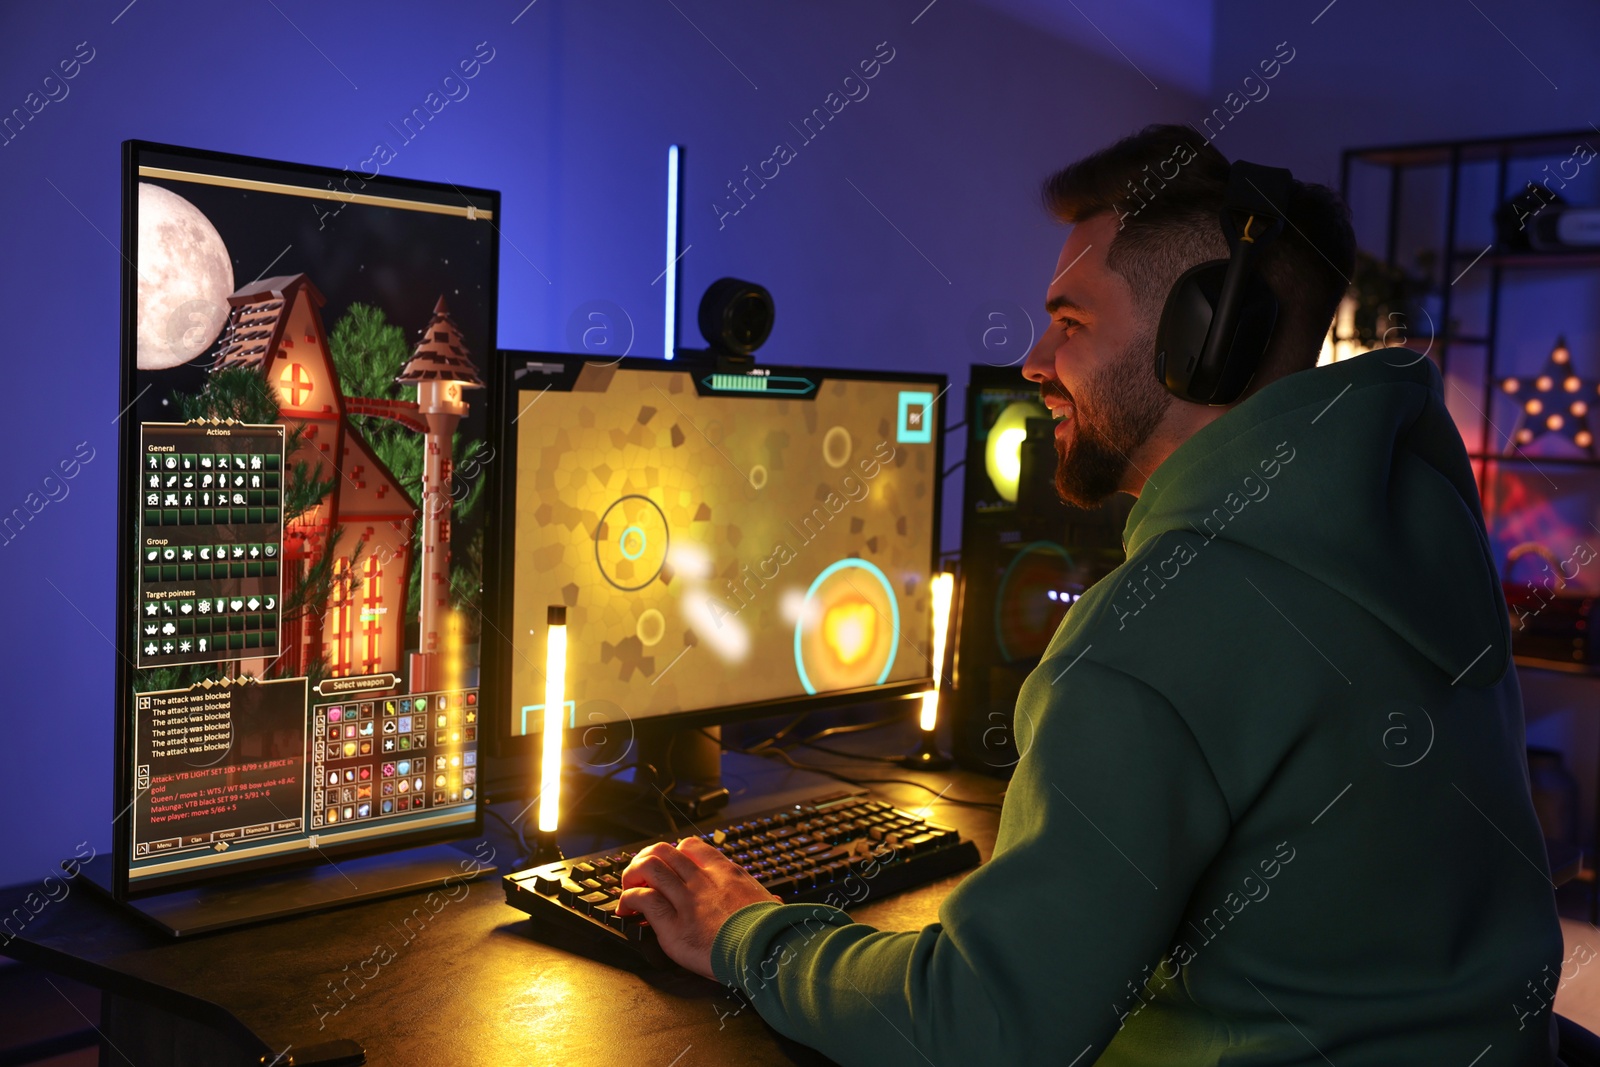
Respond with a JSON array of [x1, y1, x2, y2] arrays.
[[1021, 329, 1052, 382]]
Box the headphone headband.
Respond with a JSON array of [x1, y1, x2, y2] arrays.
[[1220, 161, 1292, 252]]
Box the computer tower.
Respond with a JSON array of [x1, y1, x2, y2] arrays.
[[948, 364, 1131, 775]]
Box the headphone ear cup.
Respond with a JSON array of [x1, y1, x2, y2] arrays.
[[1154, 260, 1279, 405], [1214, 271, 1278, 403], [1155, 260, 1227, 402]]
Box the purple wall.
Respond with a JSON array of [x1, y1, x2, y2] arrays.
[[1210, 0, 1600, 187], [0, 0, 1191, 887]]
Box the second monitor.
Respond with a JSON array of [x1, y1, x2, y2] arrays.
[[487, 353, 945, 808]]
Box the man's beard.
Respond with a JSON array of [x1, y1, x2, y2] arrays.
[[1054, 330, 1170, 509]]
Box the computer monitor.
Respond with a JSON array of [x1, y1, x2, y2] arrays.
[[483, 352, 946, 799], [114, 141, 499, 899]]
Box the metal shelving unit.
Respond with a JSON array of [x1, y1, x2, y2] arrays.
[[1343, 127, 1600, 493]]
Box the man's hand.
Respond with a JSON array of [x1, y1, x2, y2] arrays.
[[618, 837, 780, 978]]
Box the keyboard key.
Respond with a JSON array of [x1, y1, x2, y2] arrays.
[[608, 910, 646, 938]]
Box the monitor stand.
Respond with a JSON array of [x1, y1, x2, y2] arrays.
[[79, 841, 497, 938], [572, 723, 731, 837]]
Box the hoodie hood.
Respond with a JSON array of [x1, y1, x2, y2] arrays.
[[1123, 349, 1509, 688]]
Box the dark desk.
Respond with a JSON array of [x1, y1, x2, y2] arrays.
[[0, 738, 1003, 1066]]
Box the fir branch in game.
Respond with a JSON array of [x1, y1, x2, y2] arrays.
[[447, 435, 489, 621], [137, 661, 222, 693], [278, 524, 364, 689], [327, 303, 411, 403], [453, 436, 491, 518], [328, 303, 425, 616], [281, 457, 339, 526], [175, 365, 277, 424], [328, 302, 423, 492], [448, 525, 484, 643]]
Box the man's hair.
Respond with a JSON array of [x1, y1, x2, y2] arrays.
[[1042, 124, 1356, 383]]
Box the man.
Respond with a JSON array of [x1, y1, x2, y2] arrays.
[[618, 125, 1563, 1064]]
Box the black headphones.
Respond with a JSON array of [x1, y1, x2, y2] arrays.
[[1154, 160, 1294, 405]]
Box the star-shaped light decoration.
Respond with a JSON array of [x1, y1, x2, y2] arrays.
[[1501, 336, 1599, 457]]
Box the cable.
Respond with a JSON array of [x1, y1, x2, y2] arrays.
[[744, 712, 811, 753], [764, 747, 1005, 810], [655, 789, 678, 837], [491, 760, 652, 864], [659, 730, 680, 797], [483, 805, 521, 836], [698, 727, 739, 751], [844, 779, 1005, 809], [483, 805, 532, 865], [798, 740, 902, 764], [567, 760, 651, 813], [703, 729, 1004, 810], [790, 713, 907, 748]]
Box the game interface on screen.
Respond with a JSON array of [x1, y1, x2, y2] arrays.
[[122, 145, 495, 888], [507, 360, 941, 735]]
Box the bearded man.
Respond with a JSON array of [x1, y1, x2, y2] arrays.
[[618, 124, 1563, 1066]]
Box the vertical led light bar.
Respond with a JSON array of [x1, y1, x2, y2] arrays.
[[921, 572, 955, 731], [663, 144, 684, 361], [904, 572, 955, 769], [537, 605, 567, 833]]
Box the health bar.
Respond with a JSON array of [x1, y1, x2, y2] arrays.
[[702, 374, 816, 395]]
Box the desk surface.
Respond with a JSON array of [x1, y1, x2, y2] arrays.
[[1, 731, 1004, 1066]]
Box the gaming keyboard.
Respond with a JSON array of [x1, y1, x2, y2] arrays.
[[503, 789, 982, 964]]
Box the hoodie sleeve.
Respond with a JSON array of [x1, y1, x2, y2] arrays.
[[709, 656, 1233, 1064]]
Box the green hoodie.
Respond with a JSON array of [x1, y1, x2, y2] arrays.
[[711, 350, 1564, 1065]]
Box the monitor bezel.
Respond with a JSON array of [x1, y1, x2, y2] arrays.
[[116, 139, 500, 899], [482, 349, 948, 764]]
